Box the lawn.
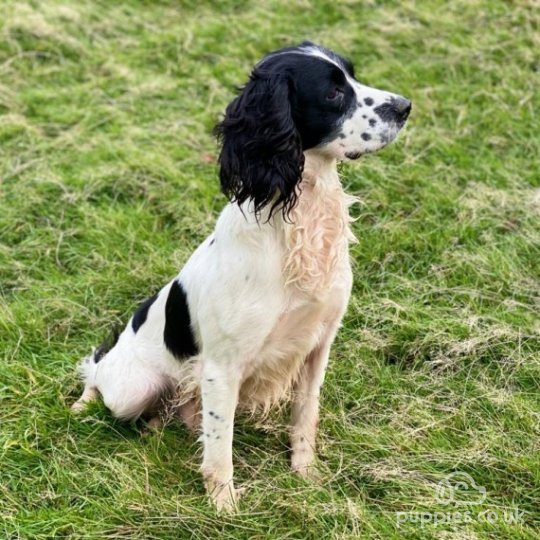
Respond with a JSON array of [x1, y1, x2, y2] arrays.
[[1, 0, 539, 538]]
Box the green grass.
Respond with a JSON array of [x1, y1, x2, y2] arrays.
[[1, 0, 539, 538]]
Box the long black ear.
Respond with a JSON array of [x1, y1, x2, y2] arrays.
[[215, 70, 304, 219]]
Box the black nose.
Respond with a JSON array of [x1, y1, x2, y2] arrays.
[[373, 97, 412, 125], [392, 96, 412, 123]]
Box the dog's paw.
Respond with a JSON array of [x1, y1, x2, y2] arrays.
[[71, 387, 98, 413], [205, 478, 243, 513], [292, 462, 321, 481], [141, 417, 163, 437], [70, 400, 88, 413], [291, 450, 320, 481], [293, 464, 321, 482], [176, 399, 201, 433]]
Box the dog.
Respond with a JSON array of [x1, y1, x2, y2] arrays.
[[73, 41, 411, 511]]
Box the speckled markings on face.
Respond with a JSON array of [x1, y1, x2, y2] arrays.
[[295, 44, 410, 161]]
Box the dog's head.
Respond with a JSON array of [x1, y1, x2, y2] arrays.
[[215, 42, 411, 216]]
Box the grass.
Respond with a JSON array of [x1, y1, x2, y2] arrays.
[[1, 0, 539, 538]]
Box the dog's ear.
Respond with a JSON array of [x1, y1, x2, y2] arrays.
[[215, 70, 304, 218]]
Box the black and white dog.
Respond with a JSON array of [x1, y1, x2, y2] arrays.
[[73, 42, 411, 511]]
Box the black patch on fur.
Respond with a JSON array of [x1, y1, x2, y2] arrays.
[[369, 118, 377, 127], [132, 293, 158, 333], [94, 329, 120, 364], [374, 102, 395, 122], [163, 280, 198, 360], [209, 238, 215, 246], [361, 132, 371, 141], [364, 97, 374, 106]]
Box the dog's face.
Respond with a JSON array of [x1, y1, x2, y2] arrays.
[[269, 43, 411, 160], [216, 42, 411, 216]]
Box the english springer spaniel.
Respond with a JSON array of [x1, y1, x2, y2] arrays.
[[73, 41, 411, 511]]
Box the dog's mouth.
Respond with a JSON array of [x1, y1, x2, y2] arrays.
[[345, 145, 379, 160]]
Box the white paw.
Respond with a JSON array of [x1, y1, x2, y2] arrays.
[[70, 400, 87, 413], [291, 450, 320, 481], [205, 477, 243, 513]]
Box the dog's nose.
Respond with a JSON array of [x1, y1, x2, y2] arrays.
[[374, 96, 412, 125], [393, 96, 412, 123]]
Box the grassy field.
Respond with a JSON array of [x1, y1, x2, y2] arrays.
[[1, 0, 539, 538]]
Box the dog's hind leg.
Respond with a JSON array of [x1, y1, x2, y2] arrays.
[[177, 398, 201, 432], [74, 339, 170, 421], [99, 366, 170, 422]]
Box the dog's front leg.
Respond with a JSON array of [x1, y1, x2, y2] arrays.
[[290, 315, 343, 478], [200, 358, 241, 512]]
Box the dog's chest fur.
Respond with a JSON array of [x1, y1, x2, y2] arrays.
[[283, 157, 356, 293], [237, 157, 356, 412]]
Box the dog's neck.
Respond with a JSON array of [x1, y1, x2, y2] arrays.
[[301, 149, 339, 189], [282, 149, 356, 293]]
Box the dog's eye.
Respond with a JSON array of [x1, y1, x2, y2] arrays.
[[326, 88, 344, 101]]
